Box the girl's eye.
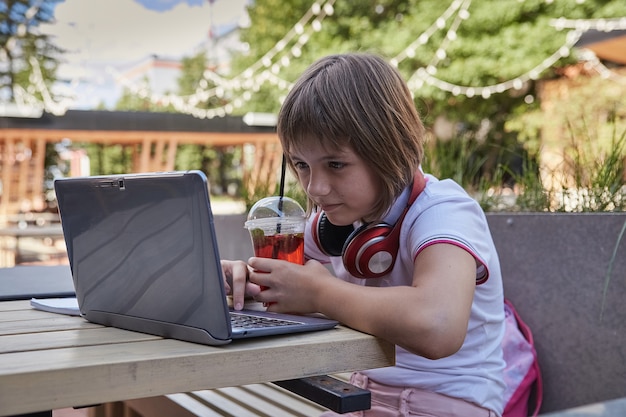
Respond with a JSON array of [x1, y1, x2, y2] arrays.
[[329, 161, 345, 169], [294, 161, 308, 170]]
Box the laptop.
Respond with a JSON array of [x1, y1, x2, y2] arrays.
[[53, 170, 338, 346]]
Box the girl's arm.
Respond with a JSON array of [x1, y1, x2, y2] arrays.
[[249, 243, 476, 358]]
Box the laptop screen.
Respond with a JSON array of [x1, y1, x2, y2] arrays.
[[55, 171, 233, 344]]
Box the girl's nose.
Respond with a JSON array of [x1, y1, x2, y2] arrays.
[[306, 173, 330, 198]]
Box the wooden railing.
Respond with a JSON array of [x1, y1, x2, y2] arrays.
[[0, 128, 281, 222]]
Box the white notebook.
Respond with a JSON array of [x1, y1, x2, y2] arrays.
[[30, 297, 80, 316]]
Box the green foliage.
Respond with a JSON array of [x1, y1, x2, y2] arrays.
[[178, 50, 228, 108], [73, 0, 626, 213], [179, 52, 208, 95], [422, 135, 487, 190], [176, 144, 242, 196], [114, 76, 172, 112], [233, 1, 625, 122], [107, 51, 243, 196], [175, 51, 241, 195], [424, 124, 625, 213], [234, 0, 625, 212], [0, 0, 64, 101], [79, 143, 134, 175], [115, 88, 160, 112], [555, 123, 626, 212], [243, 171, 307, 212], [232, 0, 626, 119], [504, 156, 550, 212]]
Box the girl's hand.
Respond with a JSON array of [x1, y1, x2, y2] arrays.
[[220, 259, 262, 310], [247, 257, 332, 314]]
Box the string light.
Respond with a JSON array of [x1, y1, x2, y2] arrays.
[[5, 1, 626, 118], [106, 0, 335, 118], [550, 17, 626, 31], [390, 0, 467, 67], [426, 0, 472, 72], [409, 29, 583, 97]]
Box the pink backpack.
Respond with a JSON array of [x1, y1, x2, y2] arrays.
[[502, 299, 543, 417]]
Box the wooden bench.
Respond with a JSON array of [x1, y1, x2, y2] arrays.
[[94, 381, 338, 417], [90, 212, 626, 417]]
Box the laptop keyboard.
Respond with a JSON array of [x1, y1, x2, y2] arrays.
[[230, 312, 302, 329]]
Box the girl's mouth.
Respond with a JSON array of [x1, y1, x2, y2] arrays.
[[319, 203, 341, 213]]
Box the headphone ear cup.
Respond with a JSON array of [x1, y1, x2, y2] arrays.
[[338, 172, 424, 278], [343, 222, 398, 279], [313, 212, 355, 257]]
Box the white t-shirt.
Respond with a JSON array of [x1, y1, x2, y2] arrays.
[[304, 173, 506, 415]]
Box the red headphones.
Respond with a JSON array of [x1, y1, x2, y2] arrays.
[[311, 172, 426, 279]]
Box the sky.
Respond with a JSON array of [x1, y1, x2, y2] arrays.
[[41, 0, 250, 109]]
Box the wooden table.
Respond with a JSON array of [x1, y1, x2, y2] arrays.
[[0, 300, 395, 416]]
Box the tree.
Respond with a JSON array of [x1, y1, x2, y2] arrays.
[[108, 50, 242, 196], [175, 50, 241, 195], [93, 76, 173, 176], [0, 0, 64, 103], [232, 0, 625, 118], [115, 86, 160, 112], [229, 0, 626, 190]]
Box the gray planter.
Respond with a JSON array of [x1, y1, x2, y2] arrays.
[[487, 212, 626, 413]]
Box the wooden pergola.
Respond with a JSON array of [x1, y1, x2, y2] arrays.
[[0, 110, 281, 221], [577, 29, 626, 65]]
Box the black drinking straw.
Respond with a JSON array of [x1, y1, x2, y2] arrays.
[[272, 155, 287, 259], [276, 154, 287, 234]]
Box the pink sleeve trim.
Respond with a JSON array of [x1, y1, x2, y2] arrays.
[[414, 238, 489, 285]]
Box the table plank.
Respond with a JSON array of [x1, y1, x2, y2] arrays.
[[0, 299, 30, 311], [0, 327, 161, 354], [0, 306, 395, 416], [0, 314, 101, 335], [0, 308, 59, 322]]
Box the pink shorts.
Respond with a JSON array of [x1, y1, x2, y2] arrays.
[[320, 372, 498, 417]]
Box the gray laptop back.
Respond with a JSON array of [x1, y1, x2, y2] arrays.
[[54, 171, 337, 346]]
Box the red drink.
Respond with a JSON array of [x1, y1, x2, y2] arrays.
[[245, 197, 307, 303], [251, 231, 305, 265], [250, 231, 305, 298]]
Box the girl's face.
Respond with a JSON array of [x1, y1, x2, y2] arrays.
[[289, 142, 381, 226]]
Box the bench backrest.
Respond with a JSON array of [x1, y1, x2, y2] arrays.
[[487, 213, 626, 414]]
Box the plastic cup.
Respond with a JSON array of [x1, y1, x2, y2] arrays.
[[244, 196, 306, 265]]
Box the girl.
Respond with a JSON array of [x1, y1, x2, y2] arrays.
[[222, 52, 505, 417]]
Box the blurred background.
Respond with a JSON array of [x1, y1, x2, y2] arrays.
[[1, 0, 625, 266]]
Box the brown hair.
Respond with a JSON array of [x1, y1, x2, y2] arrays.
[[277, 52, 426, 220]]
